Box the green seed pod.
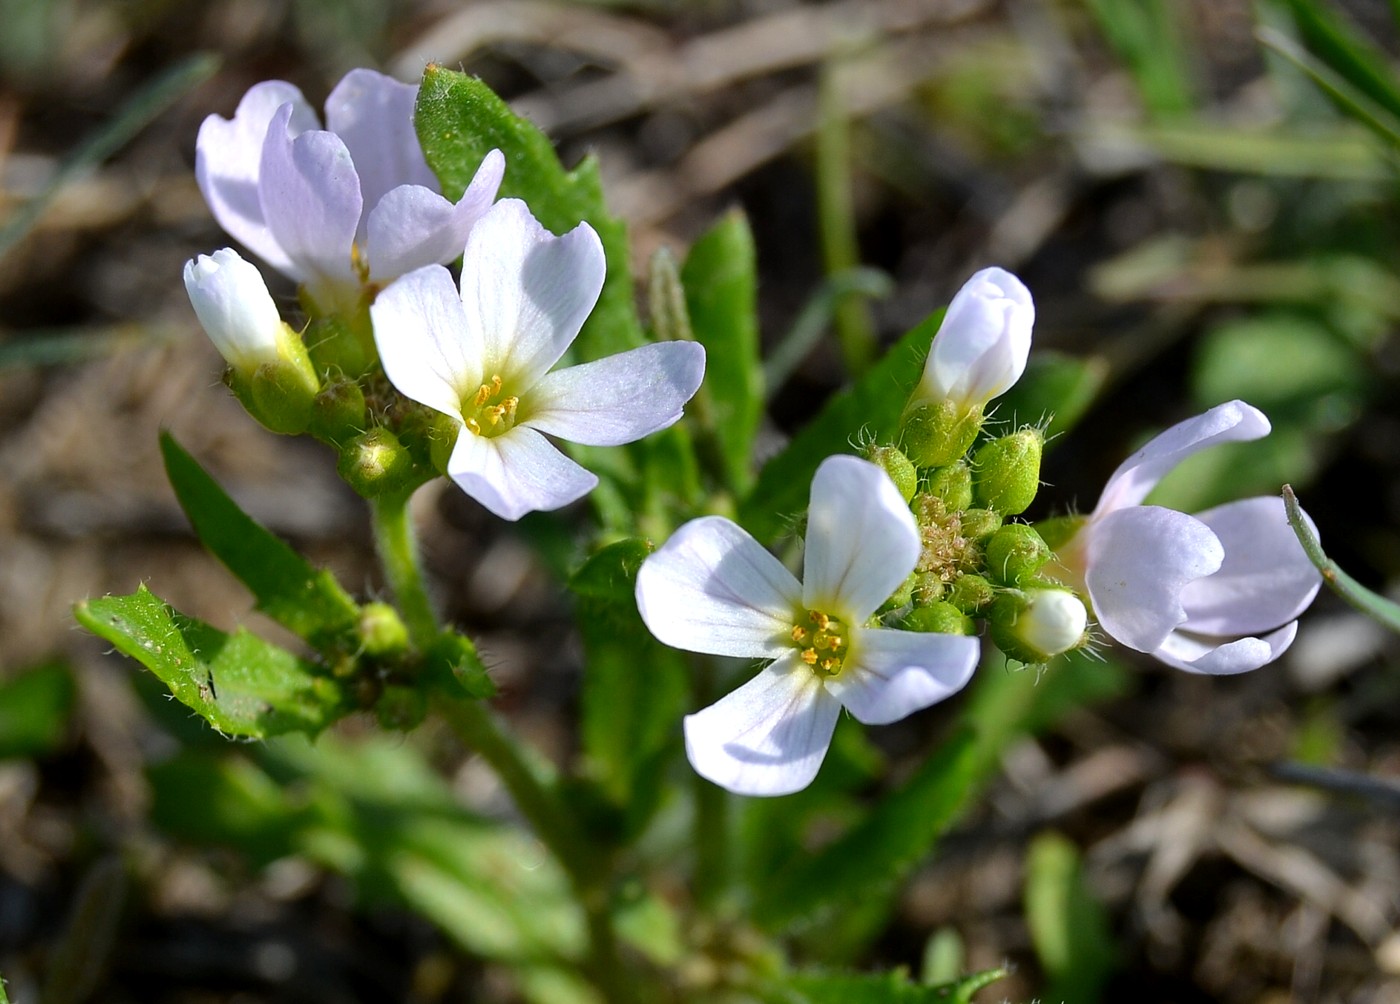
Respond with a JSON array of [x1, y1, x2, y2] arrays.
[[925, 461, 973, 511], [972, 427, 1043, 516], [902, 601, 976, 635], [865, 444, 918, 503], [985, 523, 1052, 586], [902, 399, 983, 469], [338, 427, 417, 498], [989, 588, 1088, 664], [959, 508, 1003, 541], [947, 573, 995, 614]]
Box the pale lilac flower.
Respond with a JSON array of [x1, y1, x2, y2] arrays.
[[183, 247, 286, 373], [1057, 400, 1322, 675], [196, 68, 504, 313], [370, 198, 705, 520], [635, 455, 981, 796], [915, 267, 1034, 411]]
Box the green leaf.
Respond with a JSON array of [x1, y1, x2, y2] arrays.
[[1259, 26, 1400, 147], [994, 351, 1108, 440], [569, 538, 656, 603], [768, 966, 1009, 1004], [414, 66, 643, 360], [1025, 832, 1118, 1003], [1286, 0, 1400, 124], [0, 662, 75, 758], [1284, 485, 1400, 632], [752, 728, 980, 931], [740, 313, 937, 543], [681, 210, 764, 494], [160, 432, 360, 648], [74, 587, 350, 738], [1083, 0, 1194, 118], [149, 753, 302, 864]]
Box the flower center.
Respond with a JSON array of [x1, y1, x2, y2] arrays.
[[790, 608, 849, 678], [463, 374, 520, 438]]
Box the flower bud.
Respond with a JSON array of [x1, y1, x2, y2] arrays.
[[972, 428, 1043, 516], [959, 508, 1003, 541], [925, 461, 972, 511], [358, 601, 409, 658], [911, 572, 944, 606], [310, 377, 367, 444], [990, 588, 1088, 664], [338, 427, 418, 498], [183, 249, 286, 374], [915, 267, 1033, 411], [947, 573, 995, 614], [248, 360, 318, 435], [903, 601, 976, 635], [985, 523, 1052, 586], [878, 572, 917, 613], [865, 445, 917, 503], [902, 399, 982, 469]]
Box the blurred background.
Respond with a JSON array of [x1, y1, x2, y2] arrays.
[[2, 0, 1400, 1000]]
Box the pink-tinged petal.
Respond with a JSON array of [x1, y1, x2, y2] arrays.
[[1180, 496, 1322, 635], [524, 341, 705, 446], [369, 264, 479, 419], [802, 456, 921, 620], [919, 267, 1033, 409], [195, 81, 318, 277], [683, 654, 840, 796], [365, 150, 505, 282], [1085, 505, 1223, 653], [1095, 401, 1271, 515], [1153, 622, 1298, 676], [258, 104, 362, 295], [324, 68, 438, 232], [447, 425, 597, 521], [825, 628, 979, 725], [459, 200, 605, 387], [636, 516, 801, 659]]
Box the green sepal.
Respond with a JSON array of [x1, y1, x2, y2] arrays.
[[304, 312, 375, 378], [985, 523, 1052, 586], [245, 357, 318, 435], [864, 445, 917, 502], [424, 631, 497, 699], [309, 376, 367, 445], [337, 427, 422, 499], [958, 507, 1002, 541], [972, 427, 1043, 516], [877, 573, 916, 614], [923, 461, 972, 511], [901, 399, 982, 469], [901, 602, 975, 636], [357, 601, 410, 659], [946, 573, 995, 614]]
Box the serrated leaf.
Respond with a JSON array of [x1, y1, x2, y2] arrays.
[[1025, 832, 1118, 1003], [0, 662, 75, 758], [683, 210, 763, 493], [160, 433, 360, 649], [75, 587, 350, 738], [740, 313, 937, 543], [414, 66, 643, 361]]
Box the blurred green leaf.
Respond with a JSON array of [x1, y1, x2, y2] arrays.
[[0, 662, 74, 758], [570, 538, 655, 603], [741, 312, 937, 543], [1095, 122, 1390, 180], [1026, 832, 1118, 1004], [149, 753, 301, 864], [995, 351, 1109, 440], [1285, 0, 1400, 124], [161, 433, 361, 649], [682, 209, 764, 494], [1259, 26, 1400, 147], [768, 966, 1008, 1003], [1285, 485, 1400, 632], [1083, 0, 1194, 118], [75, 586, 350, 738]]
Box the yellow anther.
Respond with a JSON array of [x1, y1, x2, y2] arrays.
[[801, 648, 818, 666], [466, 418, 482, 435], [820, 658, 838, 673], [810, 611, 830, 630], [791, 626, 809, 643]]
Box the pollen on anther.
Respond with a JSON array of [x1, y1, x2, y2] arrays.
[[801, 648, 818, 665], [810, 611, 830, 630], [791, 626, 809, 643]]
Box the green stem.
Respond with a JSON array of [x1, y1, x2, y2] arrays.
[[370, 490, 439, 648]]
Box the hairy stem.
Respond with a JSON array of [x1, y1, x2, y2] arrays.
[[370, 490, 439, 648]]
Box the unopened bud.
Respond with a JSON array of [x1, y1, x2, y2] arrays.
[[959, 508, 1002, 541], [947, 573, 995, 614], [338, 427, 417, 498], [990, 588, 1088, 664], [985, 524, 1052, 586], [311, 377, 367, 444], [925, 461, 972, 511], [358, 601, 409, 658], [916, 267, 1033, 411], [183, 249, 284, 374], [248, 359, 318, 435], [903, 601, 975, 635], [902, 399, 982, 469], [972, 428, 1043, 516], [865, 445, 917, 503]]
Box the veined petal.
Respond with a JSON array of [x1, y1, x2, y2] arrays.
[[635, 516, 801, 659], [1153, 622, 1298, 676], [1085, 505, 1223, 653], [459, 199, 605, 388], [683, 654, 841, 796], [825, 627, 979, 725], [447, 425, 597, 521], [1180, 496, 1322, 635], [195, 81, 318, 277], [524, 341, 705, 446], [370, 264, 480, 419], [802, 456, 921, 620], [920, 267, 1033, 409], [258, 104, 362, 294], [365, 150, 505, 282], [1095, 400, 1270, 515], [324, 68, 438, 235]]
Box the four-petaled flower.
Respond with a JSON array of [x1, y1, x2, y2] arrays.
[[196, 68, 504, 314], [369, 198, 706, 520], [635, 455, 981, 796], [1055, 400, 1322, 674]]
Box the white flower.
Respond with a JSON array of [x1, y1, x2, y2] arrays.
[[196, 69, 504, 313], [1057, 400, 1322, 674], [182, 247, 285, 373], [369, 198, 706, 520], [915, 267, 1034, 411], [635, 455, 981, 796]]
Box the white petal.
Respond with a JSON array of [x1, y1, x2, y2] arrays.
[[524, 341, 705, 446], [365, 150, 505, 282], [683, 654, 841, 796], [1153, 622, 1298, 676], [446, 425, 597, 521], [825, 628, 980, 725], [920, 267, 1033, 409], [195, 81, 319, 277], [369, 264, 479, 419], [802, 456, 921, 620], [324, 68, 438, 236], [635, 516, 801, 659], [1179, 496, 1322, 636], [183, 248, 283, 371], [258, 104, 362, 297], [1085, 505, 1223, 653], [459, 200, 605, 388], [1094, 401, 1270, 515]]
